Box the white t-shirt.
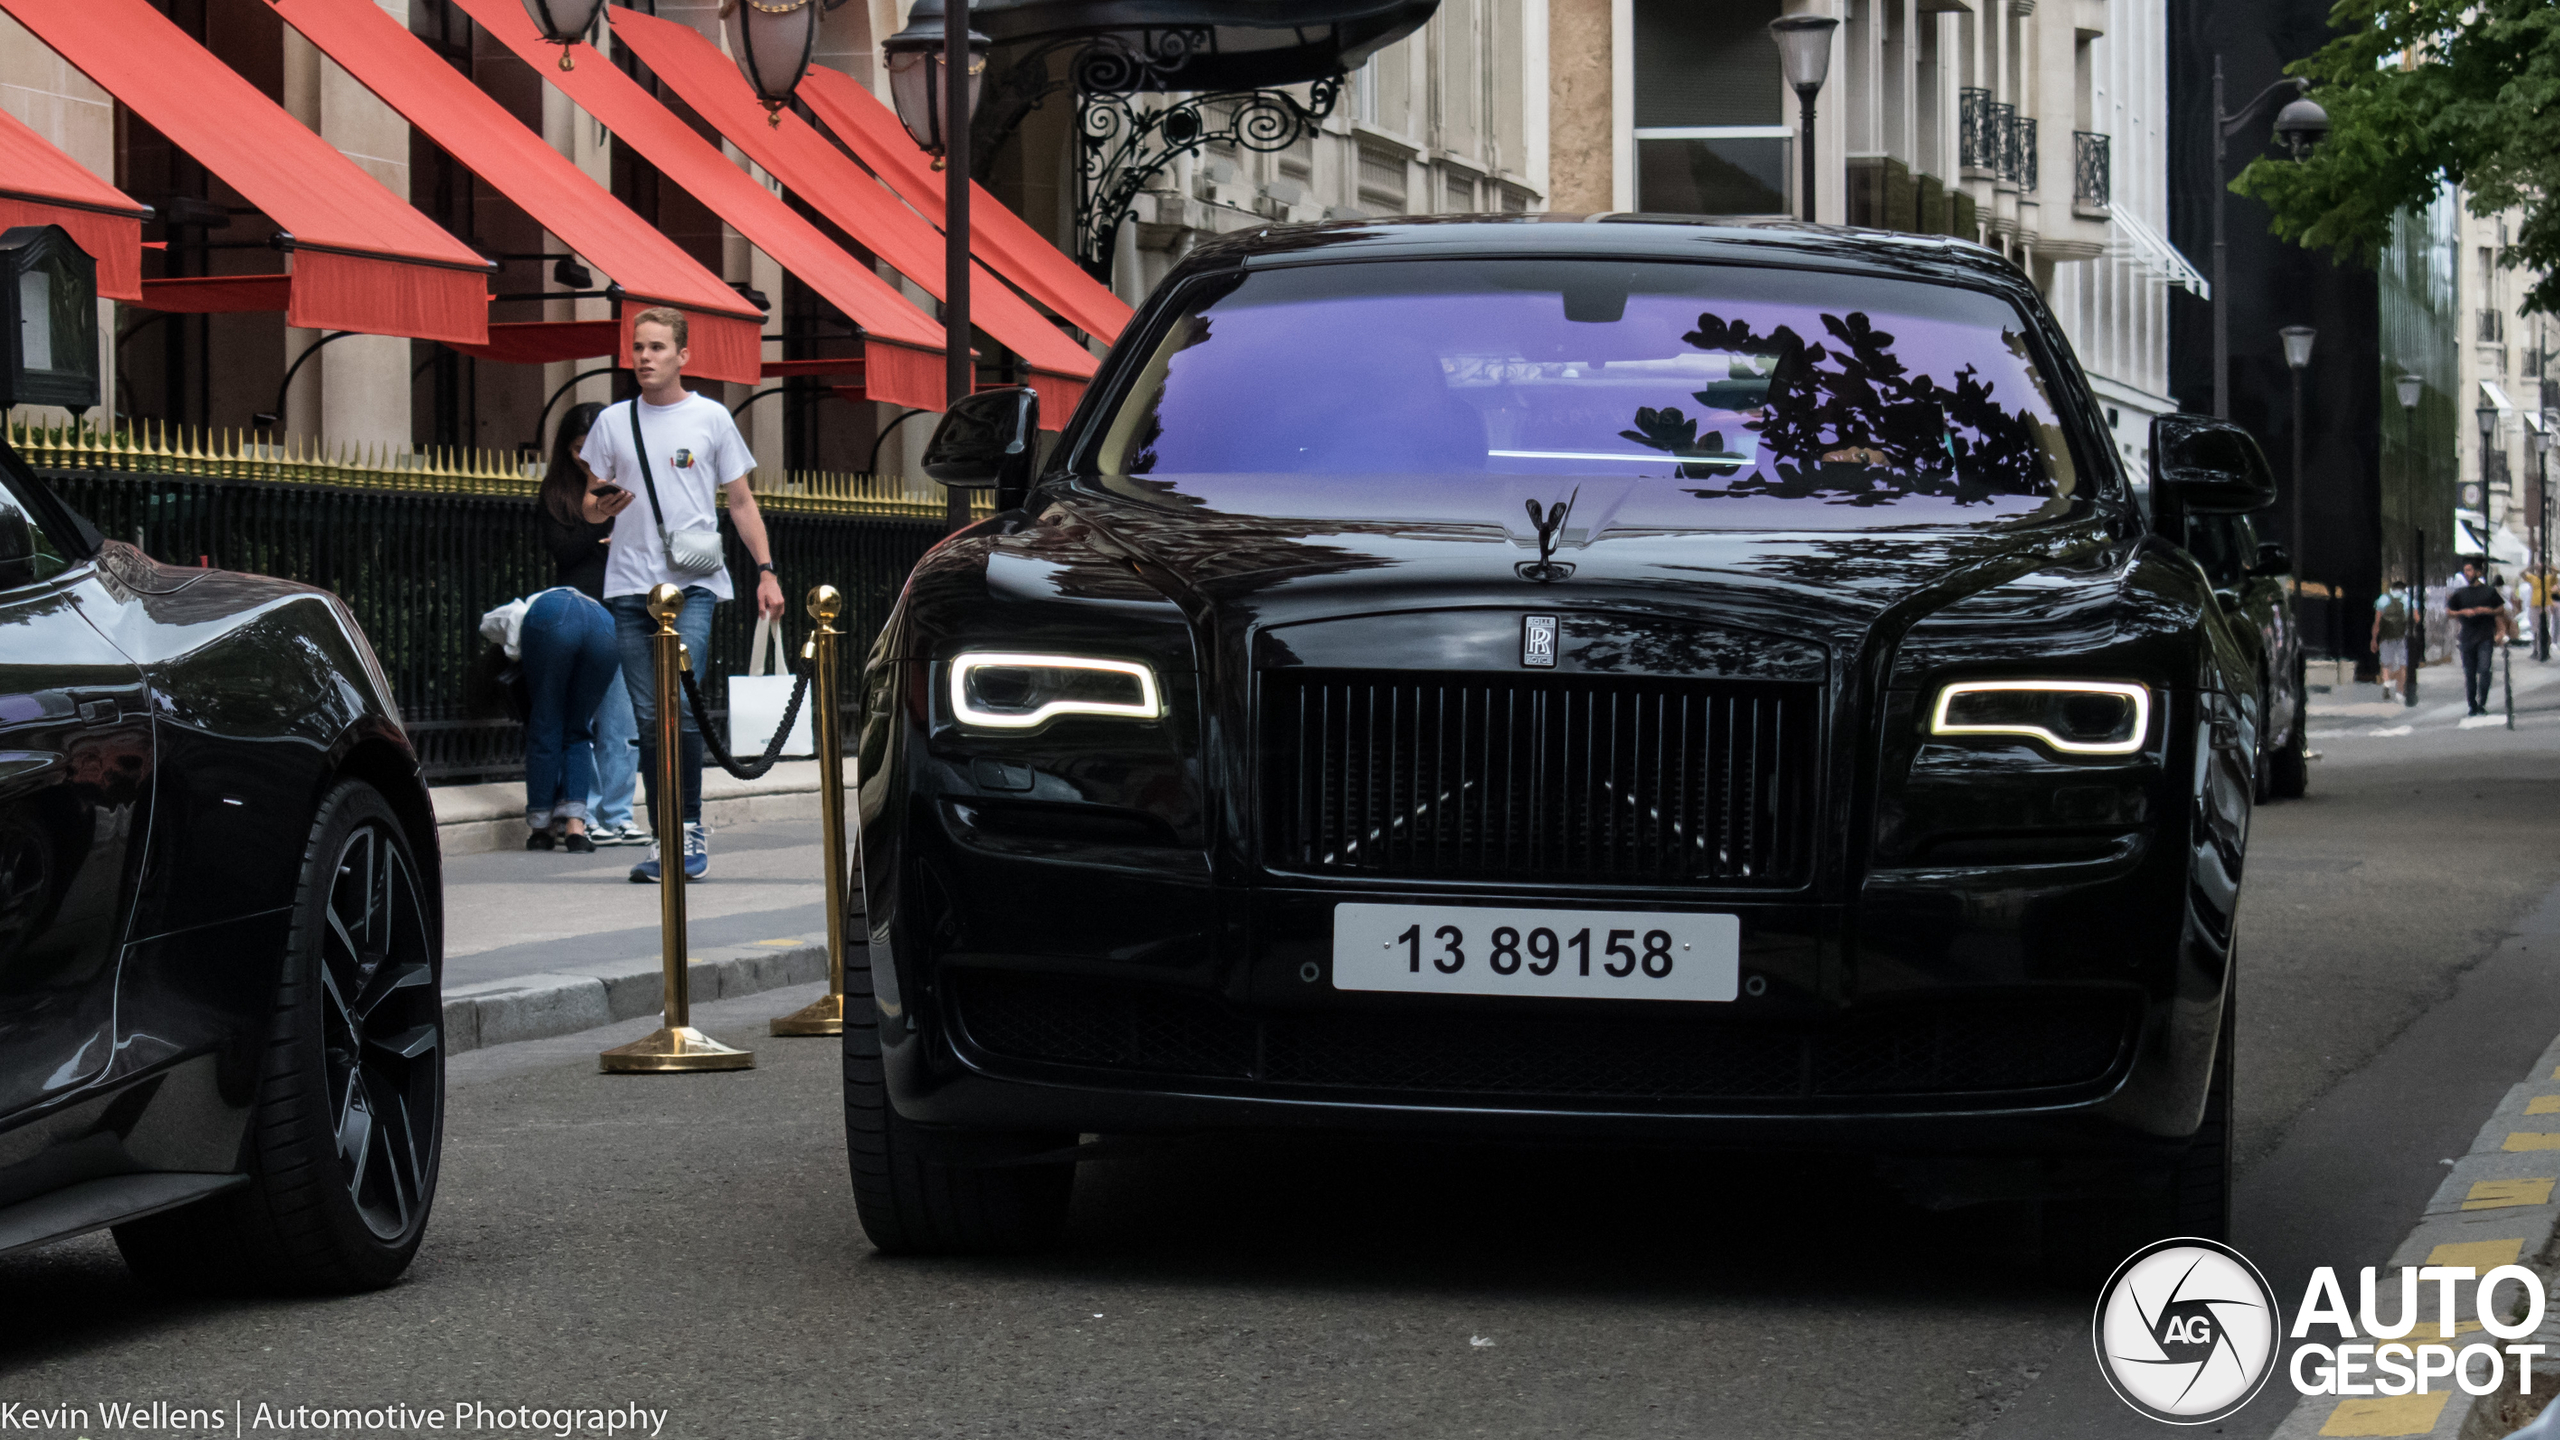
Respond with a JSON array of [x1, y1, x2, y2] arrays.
[[581, 390, 756, 601]]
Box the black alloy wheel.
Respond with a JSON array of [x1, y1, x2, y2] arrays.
[[115, 778, 443, 1292]]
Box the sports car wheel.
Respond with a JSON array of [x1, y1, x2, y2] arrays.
[[842, 927, 1073, 1255], [115, 778, 442, 1292]]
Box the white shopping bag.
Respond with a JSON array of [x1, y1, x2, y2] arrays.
[[727, 614, 815, 760]]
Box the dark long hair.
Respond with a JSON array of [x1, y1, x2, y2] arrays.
[[541, 401, 607, 527]]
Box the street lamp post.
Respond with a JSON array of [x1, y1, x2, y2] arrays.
[[2210, 57, 2329, 419], [2397, 372, 2424, 705], [1769, 16, 1839, 225], [2281, 323, 2315, 651], [883, 4, 990, 533]]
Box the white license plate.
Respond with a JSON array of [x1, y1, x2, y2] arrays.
[[1331, 902, 1739, 1003]]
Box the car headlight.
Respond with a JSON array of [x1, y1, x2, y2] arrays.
[[1929, 680, 2151, 756], [948, 652, 1163, 729]]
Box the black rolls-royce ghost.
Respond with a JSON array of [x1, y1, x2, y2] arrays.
[[0, 438, 442, 1290], [849, 218, 2275, 1261]]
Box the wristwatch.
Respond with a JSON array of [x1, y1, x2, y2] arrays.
[[755, 561, 776, 575]]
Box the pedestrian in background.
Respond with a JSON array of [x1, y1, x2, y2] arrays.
[[541, 403, 645, 846], [2372, 578, 2410, 699], [581, 307, 787, 883], [2448, 559, 2504, 715], [522, 407, 634, 852]]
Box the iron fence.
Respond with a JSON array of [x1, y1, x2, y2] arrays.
[[2074, 131, 2111, 208], [2015, 116, 2038, 193], [32, 449, 950, 783]]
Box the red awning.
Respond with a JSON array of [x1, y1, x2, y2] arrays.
[[450, 0, 949, 411], [0, 0, 490, 344], [0, 107, 146, 302], [267, 0, 761, 384], [609, 11, 1097, 419], [442, 319, 623, 367], [798, 65, 1131, 346], [138, 274, 292, 313]]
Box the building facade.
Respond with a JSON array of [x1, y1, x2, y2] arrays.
[[1539, 0, 2191, 479]]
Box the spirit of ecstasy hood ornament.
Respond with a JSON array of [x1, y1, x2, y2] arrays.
[[1518, 488, 1579, 583]]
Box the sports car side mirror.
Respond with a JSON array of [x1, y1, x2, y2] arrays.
[[2248, 542, 2292, 578], [922, 387, 1039, 494], [2150, 414, 2278, 518]]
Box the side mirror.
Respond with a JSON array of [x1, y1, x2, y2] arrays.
[[2150, 414, 2278, 518], [921, 387, 1039, 497], [2249, 542, 2292, 578]]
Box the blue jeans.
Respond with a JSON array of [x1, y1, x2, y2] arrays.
[[608, 586, 718, 827], [521, 589, 620, 827], [585, 669, 637, 830]]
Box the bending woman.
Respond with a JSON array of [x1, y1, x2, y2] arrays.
[[523, 401, 635, 852]]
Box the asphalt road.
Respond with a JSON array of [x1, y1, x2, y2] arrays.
[[7, 682, 2560, 1439]]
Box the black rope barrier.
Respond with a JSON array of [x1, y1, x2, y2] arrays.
[[679, 650, 814, 781]]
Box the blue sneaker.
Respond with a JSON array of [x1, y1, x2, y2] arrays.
[[627, 824, 708, 884]]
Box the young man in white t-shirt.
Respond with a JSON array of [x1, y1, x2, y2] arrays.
[[580, 307, 786, 883]]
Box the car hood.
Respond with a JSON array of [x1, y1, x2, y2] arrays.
[[1051, 489, 2129, 663]]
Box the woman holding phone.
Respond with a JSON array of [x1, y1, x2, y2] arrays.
[[522, 402, 636, 852]]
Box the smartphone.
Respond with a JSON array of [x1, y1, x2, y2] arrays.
[[590, 483, 630, 500]]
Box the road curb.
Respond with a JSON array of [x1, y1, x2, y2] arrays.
[[439, 934, 839, 1055], [2265, 1027, 2560, 1440]]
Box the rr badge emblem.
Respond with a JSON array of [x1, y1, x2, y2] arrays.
[[1522, 614, 1558, 668]]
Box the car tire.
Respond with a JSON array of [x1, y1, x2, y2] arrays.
[[2269, 664, 2309, 800], [2044, 984, 2233, 1279], [114, 777, 443, 1293], [842, 931, 1075, 1256]]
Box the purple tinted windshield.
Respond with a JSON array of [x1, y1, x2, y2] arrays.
[[1085, 259, 2088, 532]]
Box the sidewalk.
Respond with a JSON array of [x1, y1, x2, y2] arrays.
[[431, 759, 826, 857], [435, 816, 852, 1056], [2308, 649, 2560, 737]]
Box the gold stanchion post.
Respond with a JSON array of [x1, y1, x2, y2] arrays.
[[601, 583, 755, 1073], [773, 584, 850, 1036]]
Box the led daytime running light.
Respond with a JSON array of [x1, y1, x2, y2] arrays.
[[1929, 680, 2151, 756], [949, 653, 1162, 729]]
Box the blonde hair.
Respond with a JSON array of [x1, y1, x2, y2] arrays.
[[631, 306, 688, 348]]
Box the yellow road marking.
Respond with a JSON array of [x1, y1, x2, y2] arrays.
[[757, 939, 802, 947], [2528, 1095, 2560, 1115], [2503, 1133, 2560, 1151], [2465, 1178, 2556, 1209], [2320, 1393, 2454, 1436], [2425, 1238, 2525, 1269]]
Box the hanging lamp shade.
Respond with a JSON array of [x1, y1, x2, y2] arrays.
[[723, 0, 822, 125], [881, 13, 988, 157], [519, 0, 605, 68]]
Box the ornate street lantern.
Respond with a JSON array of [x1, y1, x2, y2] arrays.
[[883, 11, 990, 162], [2396, 373, 2425, 412], [1768, 14, 1838, 224], [2280, 325, 2316, 371], [0, 225, 99, 412], [519, 0, 606, 69], [724, 0, 824, 127], [2273, 95, 2331, 158]]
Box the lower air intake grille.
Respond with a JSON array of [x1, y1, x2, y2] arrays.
[[953, 975, 2132, 1103], [1263, 670, 1817, 886]]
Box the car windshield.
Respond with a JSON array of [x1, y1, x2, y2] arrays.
[[1083, 257, 2090, 533]]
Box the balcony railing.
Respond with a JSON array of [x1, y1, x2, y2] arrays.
[[1988, 101, 2017, 182], [1959, 88, 1995, 172], [2074, 131, 2111, 210], [2015, 116, 2038, 193]]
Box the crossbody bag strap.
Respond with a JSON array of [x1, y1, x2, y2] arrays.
[[627, 399, 671, 536]]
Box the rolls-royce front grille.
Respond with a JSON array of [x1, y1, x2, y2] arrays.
[[953, 974, 2133, 1103], [1263, 670, 1817, 886]]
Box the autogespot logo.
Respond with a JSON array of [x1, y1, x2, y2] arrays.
[[2093, 1238, 2283, 1424]]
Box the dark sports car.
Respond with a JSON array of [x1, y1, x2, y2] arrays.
[[0, 438, 442, 1289], [848, 219, 2274, 1261], [2178, 509, 2308, 800]]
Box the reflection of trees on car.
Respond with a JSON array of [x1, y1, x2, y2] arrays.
[[1618, 310, 2060, 508]]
